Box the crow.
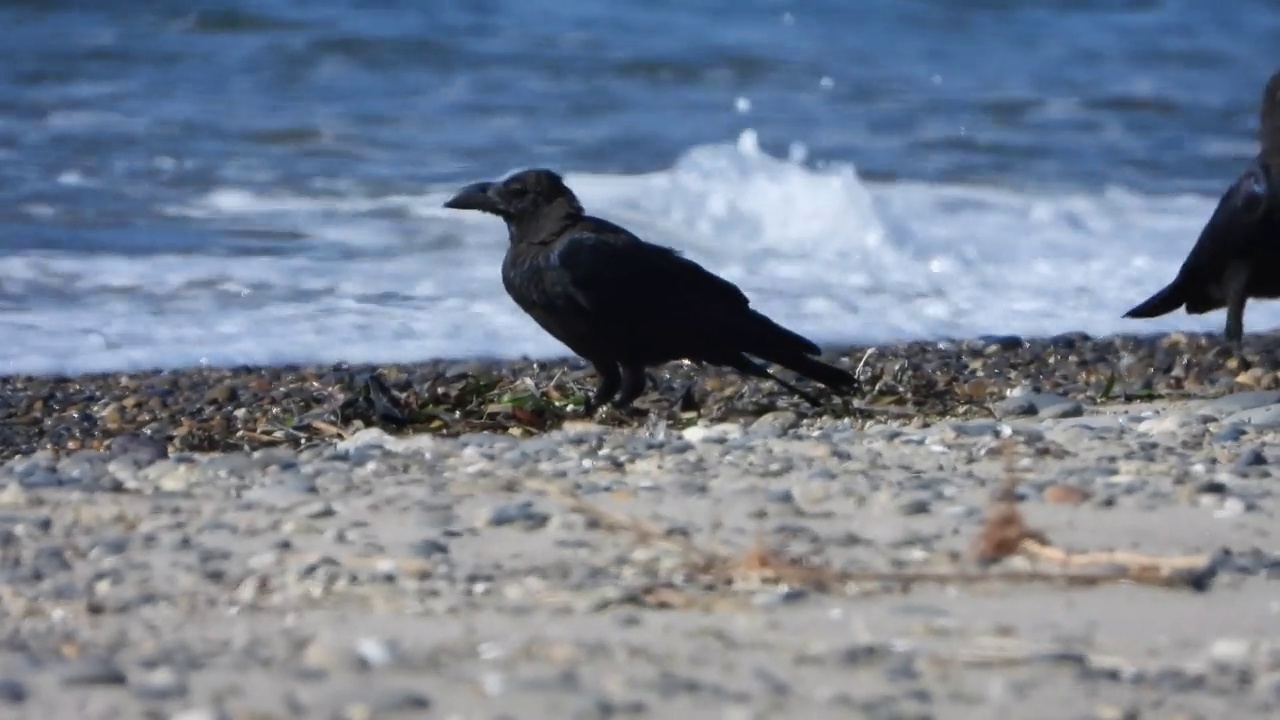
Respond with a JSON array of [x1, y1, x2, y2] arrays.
[[1123, 69, 1280, 353], [443, 168, 857, 412]]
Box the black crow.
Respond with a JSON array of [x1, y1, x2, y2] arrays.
[[1124, 70, 1280, 352], [443, 168, 857, 412]]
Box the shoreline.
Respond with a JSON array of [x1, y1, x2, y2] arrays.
[[0, 327, 1251, 380], [1, 329, 1276, 461], [1, 393, 1279, 716]]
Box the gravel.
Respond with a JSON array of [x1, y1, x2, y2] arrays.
[[2, 335, 1280, 716], [2, 329, 1279, 460]]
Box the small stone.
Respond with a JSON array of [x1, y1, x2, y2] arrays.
[[108, 433, 169, 465], [131, 665, 188, 700], [752, 666, 792, 696], [0, 678, 26, 704], [59, 657, 127, 686], [203, 384, 237, 405], [480, 501, 550, 529], [1043, 484, 1091, 505], [338, 689, 431, 719], [1138, 413, 1204, 434], [1208, 638, 1254, 667], [571, 696, 648, 720], [1221, 404, 1280, 431], [298, 501, 336, 519], [1201, 391, 1280, 416], [1215, 496, 1249, 519], [355, 637, 398, 670], [997, 392, 1082, 419], [994, 397, 1037, 418], [1234, 447, 1268, 470], [300, 637, 358, 675], [1039, 400, 1085, 419], [169, 708, 231, 720], [764, 487, 795, 505], [18, 469, 66, 489], [410, 538, 449, 558], [681, 423, 744, 444], [1197, 480, 1229, 495], [1212, 425, 1250, 444], [981, 335, 1024, 352], [1094, 704, 1140, 720], [897, 497, 932, 516], [138, 461, 197, 493], [749, 411, 800, 438], [839, 642, 892, 666], [0, 483, 27, 508], [941, 420, 1002, 440]]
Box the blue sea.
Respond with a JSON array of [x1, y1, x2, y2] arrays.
[[2, 0, 1279, 374]]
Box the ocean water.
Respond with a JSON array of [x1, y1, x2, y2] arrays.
[[2, 0, 1280, 375]]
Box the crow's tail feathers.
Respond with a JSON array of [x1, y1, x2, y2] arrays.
[[768, 351, 857, 393], [738, 311, 857, 394], [1123, 279, 1186, 319]]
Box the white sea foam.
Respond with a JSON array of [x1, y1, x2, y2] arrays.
[[0, 130, 1262, 375]]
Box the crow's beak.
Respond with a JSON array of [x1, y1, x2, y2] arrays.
[[443, 181, 501, 213]]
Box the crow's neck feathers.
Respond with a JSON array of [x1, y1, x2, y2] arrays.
[[507, 198, 583, 246]]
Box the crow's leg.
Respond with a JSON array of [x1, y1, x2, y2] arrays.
[[612, 363, 649, 409], [1223, 262, 1251, 367], [724, 354, 824, 407], [583, 361, 622, 414]]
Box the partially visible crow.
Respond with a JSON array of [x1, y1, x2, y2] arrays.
[[1124, 69, 1280, 352], [443, 168, 856, 412]]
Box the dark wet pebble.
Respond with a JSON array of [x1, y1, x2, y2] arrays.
[[897, 497, 932, 516], [1212, 425, 1250, 444], [0, 678, 26, 704], [839, 642, 893, 666], [59, 657, 127, 686], [995, 393, 1082, 419], [979, 335, 1025, 351], [108, 433, 170, 464], [1040, 399, 1085, 419], [1235, 447, 1268, 470], [483, 501, 550, 529], [17, 469, 70, 489], [571, 697, 648, 720], [994, 396, 1037, 418], [765, 488, 795, 504], [33, 546, 72, 577], [885, 655, 923, 683], [410, 538, 449, 557]]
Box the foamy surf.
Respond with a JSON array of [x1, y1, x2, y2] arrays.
[[0, 130, 1261, 375]]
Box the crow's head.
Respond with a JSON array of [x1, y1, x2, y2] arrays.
[[443, 168, 583, 227]]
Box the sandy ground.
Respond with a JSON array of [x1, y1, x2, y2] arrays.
[[1, 392, 1280, 719]]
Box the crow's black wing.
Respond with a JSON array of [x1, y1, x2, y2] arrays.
[[1179, 159, 1271, 276], [549, 218, 751, 325]]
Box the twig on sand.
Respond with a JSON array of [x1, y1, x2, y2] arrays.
[[524, 437, 1223, 607]]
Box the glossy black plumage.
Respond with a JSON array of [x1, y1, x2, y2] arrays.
[[1123, 70, 1280, 349], [444, 168, 856, 411]]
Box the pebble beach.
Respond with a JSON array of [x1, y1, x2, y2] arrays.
[[1, 333, 1280, 718], [7, 1, 1280, 717]]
